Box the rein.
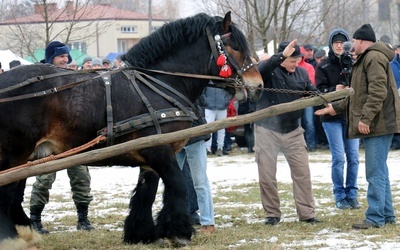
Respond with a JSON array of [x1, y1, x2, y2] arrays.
[[0, 67, 127, 103], [0, 66, 241, 103]]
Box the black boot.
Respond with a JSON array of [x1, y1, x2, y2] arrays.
[[30, 205, 49, 234], [76, 204, 94, 231]]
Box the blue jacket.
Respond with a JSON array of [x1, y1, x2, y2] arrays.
[[390, 53, 400, 89], [204, 86, 232, 110]]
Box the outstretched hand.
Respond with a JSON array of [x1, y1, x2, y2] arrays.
[[314, 103, 336, 116], [282, 39, 298, 58]]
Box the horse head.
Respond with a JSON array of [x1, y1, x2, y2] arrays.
[[209, 12, 263, 102], [121, 12, 263, 104]]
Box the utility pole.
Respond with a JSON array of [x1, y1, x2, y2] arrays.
[[148, 0, 152, 35]]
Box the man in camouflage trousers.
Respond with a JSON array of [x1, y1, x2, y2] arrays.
[[29, 41, 94, 234]]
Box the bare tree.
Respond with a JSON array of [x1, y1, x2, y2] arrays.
[[197, 0, 391, 54], [108, 0, 180, 20], [0, 0, 113, 59]]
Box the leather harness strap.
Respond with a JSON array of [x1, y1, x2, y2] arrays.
[[123, 70, 163, 134], [133, 70, 197, 119], [109, 108, 195, 137], [102, 74, 114, 146]]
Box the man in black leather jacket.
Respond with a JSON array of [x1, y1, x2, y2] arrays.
[[254, 39, 321, 226]]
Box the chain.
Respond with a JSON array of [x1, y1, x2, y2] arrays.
[[245, 85, 320, 97]]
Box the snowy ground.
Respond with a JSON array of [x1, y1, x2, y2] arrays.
[[23, 147, 400, 249]]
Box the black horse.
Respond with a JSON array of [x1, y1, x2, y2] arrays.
[[0, 12, 262, 248]]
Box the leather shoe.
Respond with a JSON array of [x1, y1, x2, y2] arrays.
[[198, 225, 215, 233], [265, 217, 280, 225], [352, 220, 380, 229], [302, 217, 322, 223]]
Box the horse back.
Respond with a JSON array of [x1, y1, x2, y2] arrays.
[[0, 64, 191, 168]]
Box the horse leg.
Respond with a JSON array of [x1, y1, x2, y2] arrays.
[[124, 167, 159, 244], [10, 179, 30, 226], [150, 150, 194, 247], [0, 183, 19, 241], [0, 182, 40, 249]]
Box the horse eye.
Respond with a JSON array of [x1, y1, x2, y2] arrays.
[[231, 46, 240, 52]]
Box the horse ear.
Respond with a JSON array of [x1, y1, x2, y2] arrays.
[[222, 11, 232, 33]]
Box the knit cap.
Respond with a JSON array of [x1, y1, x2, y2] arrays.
[[353, 24, 376, 42]]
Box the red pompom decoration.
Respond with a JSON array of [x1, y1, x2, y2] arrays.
[[216, 54, 226, 67], [219, 64, 232, 78]]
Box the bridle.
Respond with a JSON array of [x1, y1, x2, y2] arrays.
[[205, 26, 255, 88]]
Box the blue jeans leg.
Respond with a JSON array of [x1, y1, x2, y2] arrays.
[[176, 141, 214, 225], [344, 132, 360, 199], [302, 106, 316, 150], [322, 121, 359, 202], [362, 134, 394, 226], [181, 157, 199, 215]]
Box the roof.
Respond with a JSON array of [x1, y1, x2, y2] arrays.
[[0, 4, 167, 25]]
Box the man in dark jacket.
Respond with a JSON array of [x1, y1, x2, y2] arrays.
[[316, 24, 400, 229], [254, 39, 321, 226]]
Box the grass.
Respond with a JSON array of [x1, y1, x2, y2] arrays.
[[20, 147, 400, 249], [28, 181, 400, 249]]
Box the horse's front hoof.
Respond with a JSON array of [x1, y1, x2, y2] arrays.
[[169, 237, 190, 248], [154, 238, 168, 247]]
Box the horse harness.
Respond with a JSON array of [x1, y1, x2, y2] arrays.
[[0, 26, 255, 147], [99, 70, 198, 146]]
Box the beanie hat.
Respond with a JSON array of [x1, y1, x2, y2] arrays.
[[67, 60, 78, 66], [91, 57, 103, 67], [102, 59, 111, 65], [314, 49, 326, 58], [380, 35, 391, 44], [332, 33, 347, 42], [278, 42, 303, 58], [353, 24, 376, 42], [45, 41, 72, 64], [82, 57, 92, 65], [303, 44, 314, 51], [9, 60, 21, 69]]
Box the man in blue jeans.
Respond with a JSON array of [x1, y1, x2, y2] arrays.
[[315, 28, 360, 210], [317, 24, 400, 229], [176, 93, 215, 233]]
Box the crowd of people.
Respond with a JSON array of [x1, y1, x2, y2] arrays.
[[4, 22, 399, 238]]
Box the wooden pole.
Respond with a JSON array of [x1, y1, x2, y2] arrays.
[[0, 88, 353, 186]]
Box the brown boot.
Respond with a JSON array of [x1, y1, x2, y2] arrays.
[[198, 225, 215, 233]]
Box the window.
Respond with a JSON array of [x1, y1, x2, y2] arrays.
[[121, 26, 137, 33], [118, 40, 126, 53], [67, 41, 87, 53]]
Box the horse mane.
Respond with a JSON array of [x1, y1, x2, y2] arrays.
[[122, 12, 250, 68]]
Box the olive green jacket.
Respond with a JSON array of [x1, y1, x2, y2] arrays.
[[333, 41, 400, 139]]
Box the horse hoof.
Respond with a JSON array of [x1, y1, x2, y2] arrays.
[[154, 238, 169, 247], [169, 237, 190, 248]]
